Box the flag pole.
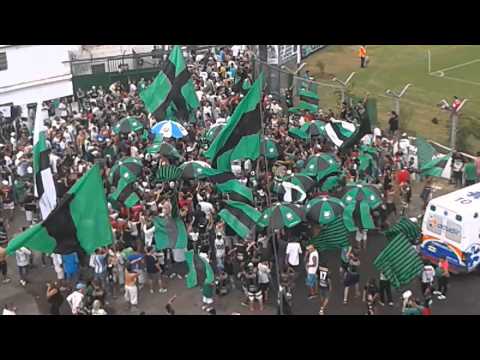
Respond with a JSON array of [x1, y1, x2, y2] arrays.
[[259, 88, 284, 315]]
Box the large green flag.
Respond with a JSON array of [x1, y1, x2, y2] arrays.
[[204, 73, 264, 171], [309, 217, 350, 252], [153, 216, 188, 250], [215, 179, 254, 203], [185, 250, 215, 289], [374, 233, 423, 289], [7, 165, 113, 255], [415, 137, 437, 168], [218, 200, 262, 239], [420, 153, 452, 179], [140, 45, 199, 122]]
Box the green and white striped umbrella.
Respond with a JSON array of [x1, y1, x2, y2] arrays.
[[179, 160, 212, 180], [341, 182, 383, 209], [156, 165, 182, 182], [260, 137, 279, 160], [302, 153, 341, 182], [258, 203, 305, 230], [108, 157, 143, 185], [305, 196, 345, 225], [112, 116, 145, 135]]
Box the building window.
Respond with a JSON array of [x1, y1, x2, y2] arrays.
[[0, 52, 7, 71], [91, 63, 105, 74]]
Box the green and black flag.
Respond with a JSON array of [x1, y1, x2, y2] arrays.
[[185, 250, 215, 289], [298, 89, 319, 106], [218, 200, 262, 239], [374, 233, 423, 289], [140, 45, 199, 122], [7, 165, 113, 255], [153, 216, 188, 250], [204, 72, 264, 171], [384, 217, 421, 244], [108, 179, 140, 209]]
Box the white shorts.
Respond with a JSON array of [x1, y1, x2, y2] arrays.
[[3, 203, 14, 210], [55, 267, 64, 280], [26, 210, 33, 222], [125, 285, 138, 305], [202, 297, 213, 304]]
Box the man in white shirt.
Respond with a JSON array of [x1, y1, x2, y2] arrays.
[[286, 240, 302, 269], [67, 283, 86, 315], [305, 245, 319, 299], [143, 222, 155, 248], [15, 247, 31, 286], [199, 201, 215, 217]]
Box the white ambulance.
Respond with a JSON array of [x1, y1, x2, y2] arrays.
[[421, 182, 480, 272]]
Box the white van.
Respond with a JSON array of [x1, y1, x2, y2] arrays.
[[421, 182, 480, 272]]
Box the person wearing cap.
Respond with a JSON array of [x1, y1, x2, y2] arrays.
[[67, 283, 86, 315]]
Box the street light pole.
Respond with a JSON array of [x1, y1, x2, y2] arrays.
[[439, 98, 468, 150], [333, 72, 356, 105], [385, 83, 412, 127]]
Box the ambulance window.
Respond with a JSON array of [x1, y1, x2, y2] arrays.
[[430, 205, 436, 211], [456, 215, 462, 222], [445, 220, 462, 243]]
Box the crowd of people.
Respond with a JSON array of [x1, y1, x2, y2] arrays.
[[0, 45, 479, 316]]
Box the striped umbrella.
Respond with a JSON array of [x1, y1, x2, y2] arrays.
[[289, 174, 316, 193], [156, 165, 182, 183], [258, 203, 305, 230], [108, 157, 143, 185], [260, 137, 279, 160], [151, 120, 188, 139], [218, 200, 262, 240], [205, 123, 225, 143], [302, 153, 341, 182], [179, 160, 211, 180], [112, 116, 145, 135], [305, 196, 345, 225]]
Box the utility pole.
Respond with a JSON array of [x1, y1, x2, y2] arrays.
[[439, 98, 468, 151], [332, 72, 356, 105], [385, 83, 412, 124]]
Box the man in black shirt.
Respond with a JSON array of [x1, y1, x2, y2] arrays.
[[145, 246, 166, 294], [318, 263, 331, 315], [388, 111, 399, 138]]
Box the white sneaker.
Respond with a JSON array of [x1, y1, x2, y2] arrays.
[[20, 280, 26, 287], [150, 289, 154, 294], [176, 274, 183, 280], [433, 290, 441, 295], [437, 295, 446, 300], [159, 288, 167, 293]]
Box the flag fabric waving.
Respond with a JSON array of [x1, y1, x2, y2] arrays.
[[218, 200, 262, 239], [374, 233, 423, 289], [108, 179, 140, 209], [153, 216, 188, 250], [324, 119, 357, 148], [308, 218, 350, 252], [420, 153, 452, 180], [185, 250, 215, 289], [7, 165, 113, 255], [140, 45, 199, 122], [33, 103, 57, 220], [204, 73, 264, 171]]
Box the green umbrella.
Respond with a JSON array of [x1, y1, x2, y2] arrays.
[[260, 137, 279, 160], [146, 142, 182, 159], [319, 173, 345, 192], [305, 196, 345, 225], [342, 182, 383, 209], [108, 178, 140, 209], [108, 157, 143, 185], [289, 174, 316, 193], [302, 153, 341, 182], [205, 123, 225, 143], [258, 203, 305, 230], [358, 153, 376, 178], [152, 134, 164, 144], [179, 161, 212, 180], [112, 116, 145, 135], [359, 145, 379, 159]]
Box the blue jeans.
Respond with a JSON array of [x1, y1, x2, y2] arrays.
[[94, 271, 107, 291], [17, 266, 28, 281]]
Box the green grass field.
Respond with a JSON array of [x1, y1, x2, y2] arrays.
[[304, 45, 480, 153]]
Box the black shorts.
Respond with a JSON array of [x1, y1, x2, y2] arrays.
[[259, 282, 269, 292]]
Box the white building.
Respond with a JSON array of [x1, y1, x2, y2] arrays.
[[0, 45, 81, 108]]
